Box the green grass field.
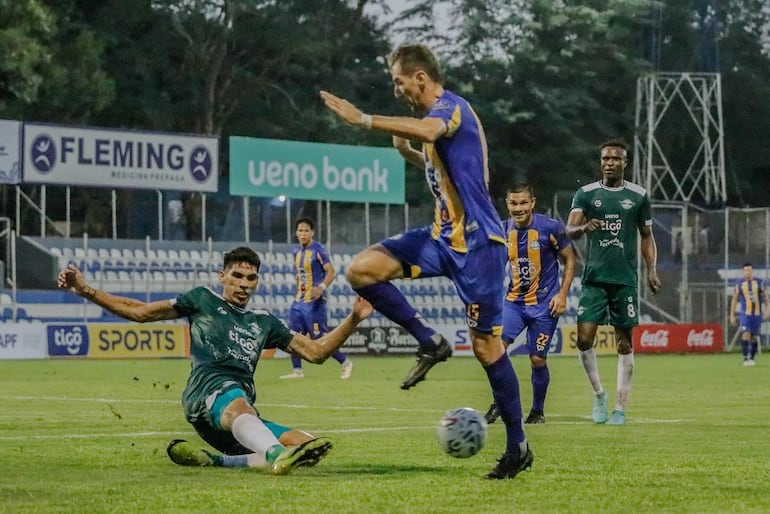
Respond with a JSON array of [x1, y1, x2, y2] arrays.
[[1, 353, 769, 513]]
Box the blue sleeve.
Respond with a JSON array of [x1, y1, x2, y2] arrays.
[[552, 219, 572, 250]]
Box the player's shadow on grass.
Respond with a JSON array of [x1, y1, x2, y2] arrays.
[[310, 464, 444, 475]]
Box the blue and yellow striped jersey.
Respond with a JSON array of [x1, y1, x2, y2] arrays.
[[503, 214, 571, 306], [293, 241, 331, 303], [422, 90, 505, 253], [736, 279, 764, 316]]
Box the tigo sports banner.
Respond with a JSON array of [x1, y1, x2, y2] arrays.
[[229, 137, 405, 204], [23, 123, 218, 191], [47, 323, 189, 358]]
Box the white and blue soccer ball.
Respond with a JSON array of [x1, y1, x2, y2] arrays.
[[437, 407, 487, 458]]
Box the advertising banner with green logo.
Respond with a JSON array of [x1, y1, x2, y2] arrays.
[[229, 137, 405, 204]]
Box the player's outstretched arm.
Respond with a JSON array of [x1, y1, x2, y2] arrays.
[[319, 90, 446, 143], [287, 297, 372, 363], [57, 264, 180, 323]]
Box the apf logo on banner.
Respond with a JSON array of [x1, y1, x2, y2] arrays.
[[0, 323, 47, 360], [23, 123, 218, 192], [48, 325, 89, 356]]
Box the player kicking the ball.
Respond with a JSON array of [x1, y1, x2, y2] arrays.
[[58, 246, 371, 474]]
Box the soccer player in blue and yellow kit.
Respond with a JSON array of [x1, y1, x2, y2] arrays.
[[567, 139, 661, 426], [281, 217, 353, 379], [57, 247, 372, 475], [485, 184, 576, 425], [729, 262, 769, 366], [321, 44, 532, 479]]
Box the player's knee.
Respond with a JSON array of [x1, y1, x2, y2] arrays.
[[616, 339, 633, 354], [530, 354, 547, 367], [575, 338, 594, 352]]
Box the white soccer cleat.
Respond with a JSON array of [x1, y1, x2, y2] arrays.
[[280, 369, 305, 379], [340, 360, 354, 380]]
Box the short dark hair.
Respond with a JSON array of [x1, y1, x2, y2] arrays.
[[223, 247, 261, 271], [295, 217, 315, 231], [600, 138, 630, 155], [506, 183, 536, 198], [743, 262, 753, 268], [387, 44, 443, 84]]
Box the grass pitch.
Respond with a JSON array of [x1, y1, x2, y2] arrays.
[[1, 353, 769, 513]]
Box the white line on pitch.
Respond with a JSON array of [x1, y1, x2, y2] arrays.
[[4, 396, 693, 423], [0, 426, 433, 441]]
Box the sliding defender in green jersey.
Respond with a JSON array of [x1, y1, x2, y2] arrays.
[[57, 246, 371, 475], [566, 139, 661, 426]]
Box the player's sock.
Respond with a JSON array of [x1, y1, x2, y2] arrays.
[[353, 283, 437, 348], [615, 353, 634, 411], [531, 365, 550, 414], [231, 413, 283, 467], [579, 348, 604, 394], [484, 353, 526, 456], [741, 341, 749, 360], [750, 341, 758, 360], [331, 350, 346, 364], [290, 355, 303, 370], [217, 454, 248, 467]]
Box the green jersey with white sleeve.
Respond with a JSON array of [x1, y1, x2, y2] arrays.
[[570, 180, 652, 287], [172, 286, 294, 423]]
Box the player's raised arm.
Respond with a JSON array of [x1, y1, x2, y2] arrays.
[[320, 90, 446, 143], [286, 297, 372, 363], [57, 264, 180, 323]]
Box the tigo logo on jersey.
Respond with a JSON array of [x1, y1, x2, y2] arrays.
[[47, 325, 89, 356]]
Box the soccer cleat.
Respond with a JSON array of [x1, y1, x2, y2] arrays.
[[340, 360, 354, 380], [606, 410, 626, 425], [271, 437, 333, 475], [524, 410, 545, 424], [166, 439, 219, 467], [484, 403, 501, 424], [745, 359, 756, 367], [280, 369, 305, 379], [484, 446, 534, 480], [400, 337, 453, 390], [592, 391, 608, 424]]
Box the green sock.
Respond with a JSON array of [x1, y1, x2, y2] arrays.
[[265, 444, 284, 464]]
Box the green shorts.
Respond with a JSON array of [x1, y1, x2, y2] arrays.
[[577, 282, 639, 328]]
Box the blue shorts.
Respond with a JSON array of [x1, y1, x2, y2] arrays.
[[502, 301, 558, 357], [739, 314, 762, 337], [289, 299, 328, 338], [381, 226, 505, 334]]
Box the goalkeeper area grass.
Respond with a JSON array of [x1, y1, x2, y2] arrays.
[[1, 353, 768, 513]]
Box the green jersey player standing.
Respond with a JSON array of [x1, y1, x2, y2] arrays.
[[566, 139, 661, 426], [57, 247, 371, 474]]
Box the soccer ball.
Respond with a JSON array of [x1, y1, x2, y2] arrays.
[[437, 407, 487, 458]]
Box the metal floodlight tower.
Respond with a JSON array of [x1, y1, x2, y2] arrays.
[[633, 72, 727, 205]]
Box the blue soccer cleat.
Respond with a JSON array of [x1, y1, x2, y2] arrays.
[[592, 391, 608, 424], [606, 410, 626, 426]]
